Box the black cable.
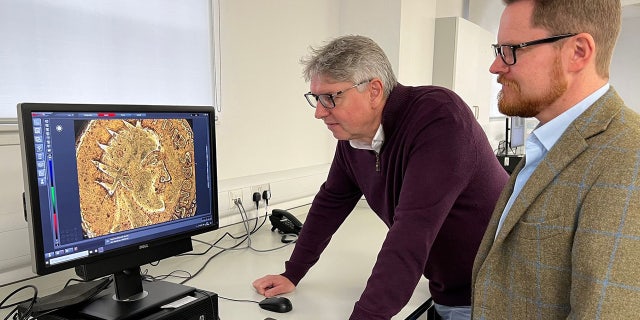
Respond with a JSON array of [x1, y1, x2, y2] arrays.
[[152, 203, 305, 285], [0, 284, 37, 320], [142, 269, 192, 282], [262, 190, 271, 206], [251, 192, 263, 234], [217, 295, 259, 304], [178, 248, 228, 285]]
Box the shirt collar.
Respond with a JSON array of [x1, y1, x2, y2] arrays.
[[532, 83, 610, 151], [350, 124, 385, 153]]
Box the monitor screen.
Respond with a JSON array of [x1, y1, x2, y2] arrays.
[[509, 116, 525, 148], [17, 103, 219, 316]]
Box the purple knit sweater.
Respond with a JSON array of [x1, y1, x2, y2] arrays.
[[282, 84, 508, 319]]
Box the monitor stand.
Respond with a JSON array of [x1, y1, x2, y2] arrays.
[[77, 280, 195, 320]]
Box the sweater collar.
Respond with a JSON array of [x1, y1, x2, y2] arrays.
[[380, 83, 410, 138]]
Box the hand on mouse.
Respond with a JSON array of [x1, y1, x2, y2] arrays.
[[253, 274, 295, 297]]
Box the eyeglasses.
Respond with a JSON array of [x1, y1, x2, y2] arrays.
[[492, 33, 577, 66], [304, 79, 371, 109]]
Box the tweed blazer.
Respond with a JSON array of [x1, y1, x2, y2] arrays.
[[471, 88, 640, 319]]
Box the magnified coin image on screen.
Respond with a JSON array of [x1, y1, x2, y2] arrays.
[[75, 119, 197, 238]]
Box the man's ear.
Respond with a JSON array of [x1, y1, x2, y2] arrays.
[[567, 32, 595, 73], [368, 78, 384, 105]]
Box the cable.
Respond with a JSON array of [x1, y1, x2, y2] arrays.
[[252, 192, 261, 211], [149, 201, 301, 286], [0, 285, 37, 320], [251, 192, 264, 234], [262, 189, 271, 215], [142, 269, 193, 282], [217, 295, 259, 304], [235, 199, 253, 248]]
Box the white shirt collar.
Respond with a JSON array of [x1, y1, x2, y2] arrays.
[[350, 125, 385, 153], [533, 83, 610, 151]]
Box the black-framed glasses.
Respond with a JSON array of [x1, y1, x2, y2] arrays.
[[492, 33, 577, 66], [304, 79, 372, 109]]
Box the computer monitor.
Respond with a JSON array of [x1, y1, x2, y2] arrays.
[[17, 102, 219, 319], [508, 116, 525, 148]]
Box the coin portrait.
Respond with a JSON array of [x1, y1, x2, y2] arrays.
[[75, 118, 197, 238]]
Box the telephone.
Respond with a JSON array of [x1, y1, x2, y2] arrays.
[[270, 209, 303, 235]]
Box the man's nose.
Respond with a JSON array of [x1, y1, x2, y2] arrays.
[[314, 105, 330, 119]]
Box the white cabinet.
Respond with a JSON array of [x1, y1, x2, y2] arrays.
[[432, 16, 495, 129]]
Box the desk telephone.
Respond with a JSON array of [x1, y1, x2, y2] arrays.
[[270, 209, 303, 235]]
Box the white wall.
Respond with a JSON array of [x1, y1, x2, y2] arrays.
[[216, 0, 338, 181], [610, 13, 640, 112], [399, 0, 437, 85], [0, 0, 441, 284], [0, 0, 344, 284]]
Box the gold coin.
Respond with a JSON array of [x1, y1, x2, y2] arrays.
[[76, 118, 196, 238]]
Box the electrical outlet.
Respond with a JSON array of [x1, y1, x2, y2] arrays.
[[250, 183, 271, 198], [228, 189, 243, 208]]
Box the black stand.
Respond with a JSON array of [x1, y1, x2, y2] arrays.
[[112, 267, 145, 301]]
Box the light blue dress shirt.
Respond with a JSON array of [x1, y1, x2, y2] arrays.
[[495, 84, 610, 238]]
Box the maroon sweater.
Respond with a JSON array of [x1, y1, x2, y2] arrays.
[[282, 84, 508, 319]]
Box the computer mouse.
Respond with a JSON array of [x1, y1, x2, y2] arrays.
[[259, 296, 293, 313]]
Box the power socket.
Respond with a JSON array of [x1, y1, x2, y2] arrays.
[[228, 189, 243, 208], [250, 183, 271, 199]]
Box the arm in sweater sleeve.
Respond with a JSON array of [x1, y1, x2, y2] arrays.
[[281, 148, 363, 285]]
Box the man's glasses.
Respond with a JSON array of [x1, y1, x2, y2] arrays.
[[304, 79, 371, 109], [492, 33, 577, 66]]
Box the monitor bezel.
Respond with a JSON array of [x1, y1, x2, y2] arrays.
[[17, 102, 219, 277]]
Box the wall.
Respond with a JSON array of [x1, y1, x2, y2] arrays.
[[215, 0, 436, 216], [398, 0, 437, 85], [610, 13, 640, 112], [0, 0, 439, 285], [0, 0, 343, 284]]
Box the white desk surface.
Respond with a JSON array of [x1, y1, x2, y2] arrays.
[[0, 204, 430, 319]]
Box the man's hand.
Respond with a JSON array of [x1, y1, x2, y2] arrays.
[[252, 274, 295, 297]]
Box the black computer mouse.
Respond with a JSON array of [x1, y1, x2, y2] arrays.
[[259, 296, 293, 313]]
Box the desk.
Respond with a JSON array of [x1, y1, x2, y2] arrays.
[[0, 204, 430, 319]]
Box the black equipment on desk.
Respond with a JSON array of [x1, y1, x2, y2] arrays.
[[497, 155, 524, 175], [270, 209, 302, 235], [18, 283, 218, 320]]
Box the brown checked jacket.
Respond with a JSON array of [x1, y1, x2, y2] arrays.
[[472, 88, 640, 319]]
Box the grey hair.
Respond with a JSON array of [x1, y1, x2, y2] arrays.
[[300, 35, 397, 98]]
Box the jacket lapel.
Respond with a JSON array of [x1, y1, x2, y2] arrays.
[[491, 87, 621, 245]]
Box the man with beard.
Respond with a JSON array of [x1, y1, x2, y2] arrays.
[[471, 0, 640, 318]]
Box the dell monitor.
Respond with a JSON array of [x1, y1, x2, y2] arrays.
[[17, 103, 219, 319]]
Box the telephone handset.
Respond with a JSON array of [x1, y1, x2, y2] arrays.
[[270, 209, 303, 235]]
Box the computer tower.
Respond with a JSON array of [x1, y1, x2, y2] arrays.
[[18, 288, 218, 320], [137, 290, 218, 320]]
